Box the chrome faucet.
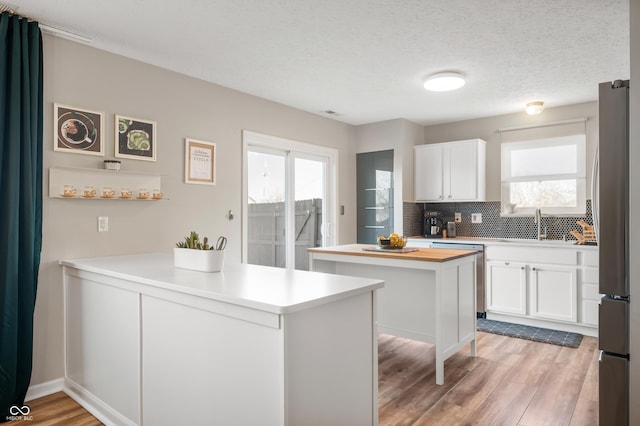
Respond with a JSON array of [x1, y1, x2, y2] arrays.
[[534, 208, 547, 240]]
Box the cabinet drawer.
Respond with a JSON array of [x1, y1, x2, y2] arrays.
[[486, 246, 577, 265], [581, 267, 598, 285], [580, 250, 599, 267], [582, 283, 600, 301]]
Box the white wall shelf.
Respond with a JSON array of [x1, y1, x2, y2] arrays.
[[49, 167, 164, 200]]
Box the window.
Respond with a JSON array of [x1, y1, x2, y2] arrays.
[[501, 134, 586, 215]]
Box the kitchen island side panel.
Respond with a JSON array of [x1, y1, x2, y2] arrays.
[[284, 291, 377, 425], [64, 274, 140, 425], [141, 294, 285, 426], [334, 262, 436, 342]]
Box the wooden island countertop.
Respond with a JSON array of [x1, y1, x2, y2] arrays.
[[308, 244, 477, 263]]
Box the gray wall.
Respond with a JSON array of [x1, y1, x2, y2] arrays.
[[33, 35, 358, 386], [422, 102, 598, 201]]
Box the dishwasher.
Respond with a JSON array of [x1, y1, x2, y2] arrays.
[[430, 241, 486, 318]]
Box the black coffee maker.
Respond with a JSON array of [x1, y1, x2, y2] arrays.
[[423, 211, 444, 238]]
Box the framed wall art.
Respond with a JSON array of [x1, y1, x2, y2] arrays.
[[54, 103, 104, 156], [185, 138, 216, 185], [115, 114, 157, 161]]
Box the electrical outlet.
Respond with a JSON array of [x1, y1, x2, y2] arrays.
[[455, 213, 462, 223], [98, 216, 108, 232], [471, 213, 482, 223]]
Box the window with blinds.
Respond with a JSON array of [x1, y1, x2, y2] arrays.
[[501, 134, 586, 215]]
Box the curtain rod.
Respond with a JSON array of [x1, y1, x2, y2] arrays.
[[496, 117, 588, 133]]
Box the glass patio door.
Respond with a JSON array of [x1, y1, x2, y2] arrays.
[[243, 131, 334, 270]]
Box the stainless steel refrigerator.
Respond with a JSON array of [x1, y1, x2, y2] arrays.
[[596, 79, 630, 425]]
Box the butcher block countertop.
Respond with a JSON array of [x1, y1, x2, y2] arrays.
[[308, 244, 477, 262]]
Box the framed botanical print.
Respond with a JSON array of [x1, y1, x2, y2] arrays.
[[185, 138, 216, 185], [54, 103, 104, 156], [115, 114, 157, 161]]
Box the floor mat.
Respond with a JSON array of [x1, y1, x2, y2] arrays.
[[477, 318, 583, 348]]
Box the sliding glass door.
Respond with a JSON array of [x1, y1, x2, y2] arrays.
[[246, 148, 287, 267], [243, 131, 335, 270]]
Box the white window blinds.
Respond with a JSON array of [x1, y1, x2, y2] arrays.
[[499, 120, 587, 215]]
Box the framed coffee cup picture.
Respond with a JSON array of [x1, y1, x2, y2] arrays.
[[54, 103, 105, 156]]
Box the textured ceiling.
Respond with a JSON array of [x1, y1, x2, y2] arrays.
[[6, 0, 630, 125]]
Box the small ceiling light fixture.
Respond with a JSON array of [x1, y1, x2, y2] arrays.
[[423, 72, 466, 92], [525, 101, 544, 115]]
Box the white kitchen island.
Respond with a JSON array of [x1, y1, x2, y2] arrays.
[[308, 244, 477, 385], [60, 253, 383, 426]]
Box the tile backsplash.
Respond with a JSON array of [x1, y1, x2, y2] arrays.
[[404, 200, 594, 241]]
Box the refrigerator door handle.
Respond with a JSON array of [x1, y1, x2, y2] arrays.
[[591, 146, 599, 243]]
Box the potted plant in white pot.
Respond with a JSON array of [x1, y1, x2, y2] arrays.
[[174, 231, 226, 272]]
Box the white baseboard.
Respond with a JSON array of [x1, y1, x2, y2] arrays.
[[25, 378, 136, 426], [25, 378, 64, 401], [63, 378, 137, 426]]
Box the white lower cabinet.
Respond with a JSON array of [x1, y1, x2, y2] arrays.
[[529, 264, 577, 322], [485, 244, 597, 336], [486, 260, 527, 316]]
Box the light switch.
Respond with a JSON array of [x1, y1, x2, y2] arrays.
[[471, 213, 482, 223], [98, 216, 108, 232]]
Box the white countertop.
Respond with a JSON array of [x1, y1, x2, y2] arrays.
[[408, 236, 598, 250], [60, 253, 384, 314]]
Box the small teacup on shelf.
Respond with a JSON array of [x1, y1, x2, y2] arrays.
[[83, 186, 96, 198], [138, 188, 150, 200], [120, 188, 133, 199], [102, 186, 116, 198], [152, 189, 163, 200], [63, 184, 77, 197]]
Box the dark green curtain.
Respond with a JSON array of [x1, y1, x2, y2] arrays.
[[0, 12, 43, 419]]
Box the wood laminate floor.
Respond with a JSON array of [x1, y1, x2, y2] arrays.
[[378, 332, 599, 426], [15, 331, 598, 425]]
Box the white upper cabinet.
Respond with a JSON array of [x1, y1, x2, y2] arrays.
[[414, 139, 486, 202], [414, 143, 443, 201]]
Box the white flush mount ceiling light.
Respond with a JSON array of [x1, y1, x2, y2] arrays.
[[423, 72, 466, 92], [525, 101, 544, 115]]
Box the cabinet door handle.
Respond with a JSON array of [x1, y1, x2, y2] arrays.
[[438, 195, 443, 199], [447, 194, 452, 198], [521, 266, 525, 270], [505, 262, 510, 265], [532, 267, 536, 271]]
